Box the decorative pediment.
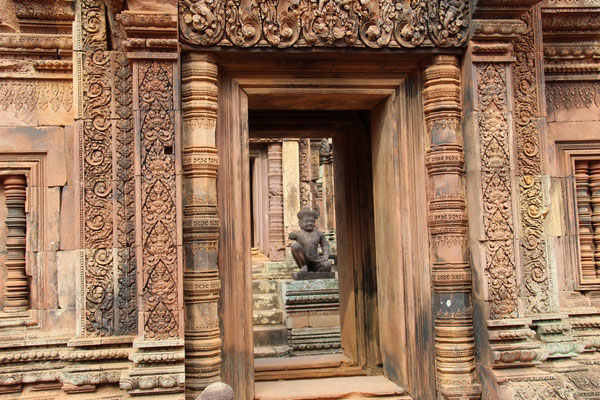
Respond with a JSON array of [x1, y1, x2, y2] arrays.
[[179, 0, 472, 49]]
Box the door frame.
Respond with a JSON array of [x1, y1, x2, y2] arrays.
[[214, 52, 434, 400]]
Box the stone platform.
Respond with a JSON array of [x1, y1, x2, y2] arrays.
[[254, 375, 412, 400], [284, 279, 341, 355]]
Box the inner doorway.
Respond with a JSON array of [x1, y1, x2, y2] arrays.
[[216, 54, 434, 400]]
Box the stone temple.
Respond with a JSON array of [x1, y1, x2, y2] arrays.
[[1, 0, 600, 399]]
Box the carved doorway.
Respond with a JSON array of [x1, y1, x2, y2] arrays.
[[213, 53, 434, 400]]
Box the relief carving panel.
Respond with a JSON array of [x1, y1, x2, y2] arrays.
[[513, 8, 551, 315], [0, 80, 72, 113], [476, 62, 518, 319], [81, 47, 115, 336], [547, 82, 600, 110], [179, 0, 471, 48], [79, 0, 138, 336], [138, 60, 179, 340], [114, 52, 137, 335]]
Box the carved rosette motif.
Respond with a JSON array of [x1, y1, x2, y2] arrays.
[[181, 54, 222, 397], [423, 56, 481, 399], [179, 0, 471, 48], [476, 63, 518, 319], [267, 143, 286, 261], [138, 60, 179, 340], [513, 7, 551, 315]]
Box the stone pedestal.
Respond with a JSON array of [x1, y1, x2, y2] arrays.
[[283, 279, 341, 356], [291, 271, 336, 280]]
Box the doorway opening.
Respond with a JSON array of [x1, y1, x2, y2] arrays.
[[249, 134, 341, 362], [216, 54, 433, 400]]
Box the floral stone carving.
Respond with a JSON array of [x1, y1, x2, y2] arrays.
[[179, 0, 471, 48]]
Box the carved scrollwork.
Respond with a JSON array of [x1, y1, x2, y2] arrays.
[[179, 0, 471, 48], [426, 0, 470, 47], [225, 0, 262, 47], [513, 8, 551, 315], [179, 0, 226, 46], [261, 0, 301, 47]]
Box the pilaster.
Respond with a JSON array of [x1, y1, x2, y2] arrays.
[[423, 55, 481, 399], [181, 52, 221, 399], [117, 9, 185, 398], [462, 3, 582, 397]]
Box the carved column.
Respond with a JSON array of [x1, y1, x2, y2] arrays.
[[575, 160, 595, 280], [423, 55, 481, 399], [181, 53, 221, 398], [590, 161, 600, 279], [267, 142, 285, 261], [3, 175, 28, 312]]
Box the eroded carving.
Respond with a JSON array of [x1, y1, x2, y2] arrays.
[[181, 53, 221, 395], [81, 46, 115, 336], [0, 80, 73, 113], [268, 143, 286, 260], [547, 82, 600, 110]]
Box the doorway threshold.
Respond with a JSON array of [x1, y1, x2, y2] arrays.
[[254, 375, 412, 400], [255, 354, 365, 381]]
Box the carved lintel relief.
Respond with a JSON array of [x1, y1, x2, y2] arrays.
[[178, 0, 471, 49], [476, 63, 518, 319], [423, 55, 481, 399], [513, 6, 552, 315], [181, 53, 221, 397]]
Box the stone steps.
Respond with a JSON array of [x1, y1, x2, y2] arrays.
[[254, 325, 288, 347], [252, 279, 278, 295], [253, 309, 284, 325], [254, 345, 292, 359], [253, 293, 280, 311]]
